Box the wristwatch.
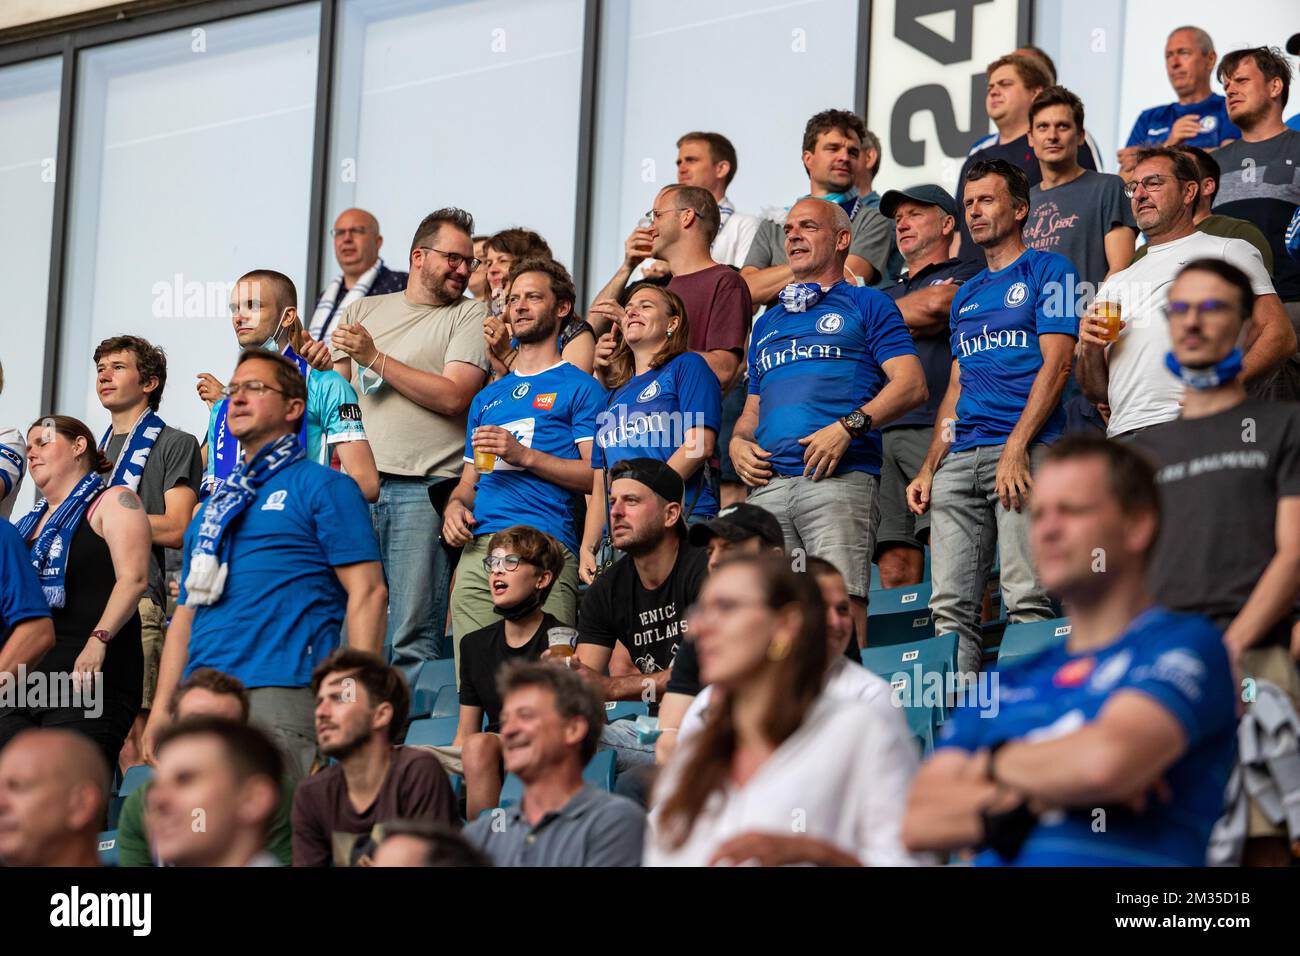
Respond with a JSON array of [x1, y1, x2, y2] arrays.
[[90, 629, 113, 645], [838, 409, 871, 437]]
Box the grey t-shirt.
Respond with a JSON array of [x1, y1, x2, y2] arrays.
[[1025, 170, 1136, 288], [105, 424, 203, 607], [1213, 129, 1300, 300], [744, 202, 893, 299], [461, 785, 645, 866]]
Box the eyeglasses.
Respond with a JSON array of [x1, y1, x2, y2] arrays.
[[1122, 174, 1184, 198], [418, 247, 482, 272], [222, 381, 285, 398], [331, 226, 371, 238], [644, 207, 689, 222], [1165, 299, 1238, 319], [483, 553, 529, 573]]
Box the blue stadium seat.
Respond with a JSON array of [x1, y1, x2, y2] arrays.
[[414, 658, 456, 693], [997, 617, 1071, 668], [118, 764, 153, 798], [409, 685, 437, 720], [866, 583, 934, 646], [499, 772, 524, 808], [429, 684, 459, 718], [604, 701, 649, 722], [405, 716, 457, 747], [859, 633, 958, 686], [97, 830, 119, 867]]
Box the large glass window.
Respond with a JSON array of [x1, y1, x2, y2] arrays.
[[326, 0, 586, 281], [0, 56, 61, 459], [588, 0, 859, 291], [58, 4, 320, 440]]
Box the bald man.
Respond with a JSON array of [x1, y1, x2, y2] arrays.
[[0, 729, 110, 866], [308, 208, 409, 341]]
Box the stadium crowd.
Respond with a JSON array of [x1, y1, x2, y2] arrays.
[[1, 26, 1300, 869]]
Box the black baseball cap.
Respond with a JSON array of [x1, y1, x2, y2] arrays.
[[608, 457, 685, 505], [689, 503, 784, 549], [879, 184, 958, 219], [1288, 33, 1300, 57]]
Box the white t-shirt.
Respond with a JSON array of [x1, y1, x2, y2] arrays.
[[1099, 231, 1274, 437], [711, 197, 760, 269], [644, 688, 922, 867], [0, 426, 25, 520]]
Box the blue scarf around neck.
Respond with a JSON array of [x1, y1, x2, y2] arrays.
[[99, 408, 166, 491], [15, 469, 106, 608]]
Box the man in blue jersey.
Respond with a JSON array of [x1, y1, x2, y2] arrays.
[[731, 197, 926, 643], [1117, 26, 1240, 177], [903, 436, 1236, 866], [443, 258, 605, 667], [145, 350, 388, 785], [198, 269, 379, 502], [908, 159, 1078, 676]]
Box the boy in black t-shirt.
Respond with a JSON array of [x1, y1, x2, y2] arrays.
[[435, 525, 569, 819]]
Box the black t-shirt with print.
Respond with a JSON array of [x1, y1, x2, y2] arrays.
[[578, 544, 709, 713], [459, 612, 565, 733]]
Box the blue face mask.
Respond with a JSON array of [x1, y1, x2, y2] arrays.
[[1164, 348, 1243, 390]]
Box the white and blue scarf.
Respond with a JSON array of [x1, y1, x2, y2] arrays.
[[185, 432, 304, 606], [15, 469, 106, 608], [99, 409, 165, 491], [779, 283, 828, 313], [308, 258, 386, 341]]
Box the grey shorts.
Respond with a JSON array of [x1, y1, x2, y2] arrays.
[[747, 470, 879, 598], [875, 426, 932, 556]]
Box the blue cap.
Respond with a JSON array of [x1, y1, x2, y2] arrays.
[[879, 184, 958, 219]]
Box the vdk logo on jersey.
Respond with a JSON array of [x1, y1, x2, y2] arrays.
[[1004, 282, 1028, 308], [511, 382, 531, 401], [532, 392, 556, 411], [815, 312, 845, 334], [636, 380, 661, 403]]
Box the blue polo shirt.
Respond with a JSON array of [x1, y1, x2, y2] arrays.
[[593, 352, 722, 518], [1125, 93, 1240, 149], [747, 281, 917, 476], [940, 607, 1235, 866], [948, 248, 1078, 451], [0, 521, 50, 642], [179, 459, 379, 688], [464, 361, 604, 555]]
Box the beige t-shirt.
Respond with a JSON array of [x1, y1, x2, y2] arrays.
[[331, 291, 489, 477]]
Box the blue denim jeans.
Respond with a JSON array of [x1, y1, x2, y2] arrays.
[[928, 444, 1054, 675], [371, 475, 452, 679]]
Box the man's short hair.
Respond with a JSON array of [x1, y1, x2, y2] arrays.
[[1175, 258, 1256, 319], [377, 820, 490, 867], [1174, 145, 1221, 197], [172, 667, 250, 723], [1042, 436, 1160, 530], [1018, 45, 1057, 83], [986, 53, 1051, 92], [310, 648, 411, 744], [964, 158, 1031, 219], [803, 555, 844, 582], [93, 335, 168, 411], [486, 525, 568, 603], [1169, 25, 1215, 55], [659, 184, 722, 244], [154, 717, 284, 790], [410, 207, 475, 256], [486, 227, 552, 261], [234, 350, 308, 425], [506, 256, 576, 315], [801, 108, 867, 156], [1218, 46, 1292, 110], [1133, 146, 1201, 195], [238, 269, 298, 313], [676, 131, 739, 188], [859, 128, 882, 177], [497, 661, 605, 765], [1029, 85, 1085, 132]]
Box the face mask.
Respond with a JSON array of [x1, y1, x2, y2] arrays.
[[493, 586, 544, 622], [1164, 348, 1243, 390], [261, 336, 279, 352]]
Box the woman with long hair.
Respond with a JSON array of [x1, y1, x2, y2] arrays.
[[579, 284, 720, 583], [0, 415, 151, 770], [645, 554, 919, 866]]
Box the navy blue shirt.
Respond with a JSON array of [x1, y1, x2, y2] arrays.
[[464, 362, 604, 555], [593, 352, 722, 518], [747, 282, 917, 476], [179, 459, 380, 688], [883, 257, 982, 429], [1125, 93, 1240, 150], [0, 521, 50, 642], [941, 607, 1236, 866], [948, 248, 1078, 451]]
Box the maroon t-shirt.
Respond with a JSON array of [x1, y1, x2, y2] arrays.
[[291, 745, 458, 866], [668, 264, 752, 356]]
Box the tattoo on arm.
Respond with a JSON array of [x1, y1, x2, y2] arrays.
[[117, 490, 142, 510]]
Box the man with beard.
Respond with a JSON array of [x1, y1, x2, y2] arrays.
[[292, 649, 457, 867], [567, 458, 709, 773], [330, 208, 490, 676], [443, 258, 604, 663]]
